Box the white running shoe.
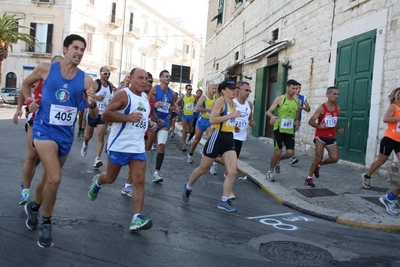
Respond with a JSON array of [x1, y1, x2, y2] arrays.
[[81, 142, 88, 157], [187, 154, 194, 164], [94, 157, 103, 168], [210, 162, 218, 175]]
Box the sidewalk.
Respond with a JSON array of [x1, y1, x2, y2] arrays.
[[177, 123, 400, 232]]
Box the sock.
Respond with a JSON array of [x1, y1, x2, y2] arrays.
[[133, 213, 141, 220], [387, 192, 397, 201], [307, 176, 313, 180], [221, 196, 229, 202], [189, 152, 193, 156], [124, 183, 131, 188], [31, 201, 41, 211], [42, 216, 51, 225], [156, 153, 165, 170], [186, 184, 192, 190], [364, 174, 370, 178]]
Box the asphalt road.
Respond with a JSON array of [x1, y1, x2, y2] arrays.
[[0, 107, 399, 267]]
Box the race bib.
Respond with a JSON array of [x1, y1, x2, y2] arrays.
[[325, 115, 337, 128], [132, 117, 147, 132], [49, 104, 77, 126], [205, 110, 212, 116], [157, 102, 170, 113], [280, 118, 294, 129], [186, 103, 194, 110], [235, 119, 248, 130]]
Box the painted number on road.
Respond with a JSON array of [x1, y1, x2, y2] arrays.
[[246, 213, 313, 231]]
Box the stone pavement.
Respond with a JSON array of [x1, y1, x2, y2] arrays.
[[176, 123, 400, 232]]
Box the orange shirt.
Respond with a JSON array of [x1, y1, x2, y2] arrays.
[[384, 104, 400, 142]]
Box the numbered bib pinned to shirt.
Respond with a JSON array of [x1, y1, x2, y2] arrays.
[[49, 104, 77, 126], [324, 115, 337, 128], [280, 118, 294, 129]]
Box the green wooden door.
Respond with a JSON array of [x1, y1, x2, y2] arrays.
[[335, 30, 376, 163]]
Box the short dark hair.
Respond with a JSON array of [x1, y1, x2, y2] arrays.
[[286, 79, 298, 86], [63, 34, 86, 49], [185, 84, 192, 89], [99, 66, 109, 72], [326, 86, 338, 94], [147, 72, 153, 80], [159, 70, 169, 77]]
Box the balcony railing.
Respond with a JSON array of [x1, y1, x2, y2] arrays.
[[28, 42, 53, 54], [32, 0, 55, 4], [109, 15, 122, 27]]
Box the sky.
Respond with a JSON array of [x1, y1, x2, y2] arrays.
[[143, 0, 209, 40]]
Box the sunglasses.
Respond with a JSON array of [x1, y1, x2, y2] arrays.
[[187, 89, 192, 91], [148, 80, 153, 84], [101, 72, 110, 76]]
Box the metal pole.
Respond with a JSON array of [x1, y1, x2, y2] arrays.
[[118, 0, 127, 83], [179, 65, 183, 96]]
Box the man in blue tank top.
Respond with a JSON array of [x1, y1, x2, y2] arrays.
[[21, 34, 99, 248]]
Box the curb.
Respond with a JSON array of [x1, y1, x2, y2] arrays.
[[175, 123, 400, 232]]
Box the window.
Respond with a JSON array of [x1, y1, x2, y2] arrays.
[[152, 58, 157, 73], [192, 48, 196, 59], [272, 28, 279, 41], [234, 51, 239, 61], [216, 63, 219, 70], [143, 21, 148, 34], [111, 2, 117, 23], [211, 0, 224, 25], [183, 44, 189, 54], [108, 41, 115, 66], [129, 12, 134, 32], [235, 0, 244, 6], [28, 23, 53, 53], [125, 47, 133, 70], [86, 32, 93, 53], [141, 53, 146, 68]]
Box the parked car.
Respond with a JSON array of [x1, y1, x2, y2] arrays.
[[3, 91, 20, 105], [1, 87, 19, 100]]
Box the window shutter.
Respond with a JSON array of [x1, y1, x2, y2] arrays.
[[46, 24, 53, 53], [29, 23, 36, 52]]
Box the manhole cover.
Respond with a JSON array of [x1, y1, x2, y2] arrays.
[[295, 188, 337, 198], [259, 241, 334, 266]]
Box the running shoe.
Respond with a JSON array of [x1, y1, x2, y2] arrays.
[[186, 139, 192, 146], [80, 142, 87, 157], [129, 215, 153, 231], [210, 162, 218, 175], [37, 223, 53, 248], [94, 157, 103, 168], [217, 200, 237, 212], [19, 189, 30, 205], [77, 129, 82, 137], [151, 144, 156, 150], [182, 145, 187, 152], [152, 172, 164, 183], [361, 173, 371, 189], [266, 171, 275, 182], [228, 191, 235, 200], [304, 177, 315, 188], [289, 156, 299, 165], [275, 161, 281, 174], [121, 185, 132, 197], [88, 174, 101, 201], [187, 154, 194, 164], [24, 202, 39, 230], [181, 183, 192, 202], [314, 165, 320, 178], [379, 195, 398, 216], [80, 130, 85, 137]]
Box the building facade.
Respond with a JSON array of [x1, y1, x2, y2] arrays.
[[204, 0, 400, 170], [1, 0, 204, 93]]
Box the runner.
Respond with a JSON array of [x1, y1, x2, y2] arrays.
[[306, 86, 343, 187], [175, 84, 195, 151], [22, 34, 98, 247], [88, 68, 157, 230], [181, 79, 240, 212]]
